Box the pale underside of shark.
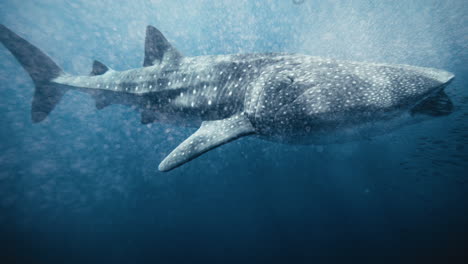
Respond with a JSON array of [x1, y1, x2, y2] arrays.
[[0, 25, 455, 172]]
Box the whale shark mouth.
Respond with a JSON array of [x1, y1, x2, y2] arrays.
[[410, 89, 453, 117]]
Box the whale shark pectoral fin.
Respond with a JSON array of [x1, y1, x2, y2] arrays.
[[158, 113, 255, 172], [143, 25, 182, 67]]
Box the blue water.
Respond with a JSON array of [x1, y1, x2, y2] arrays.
[[0, 0, 467, 263]]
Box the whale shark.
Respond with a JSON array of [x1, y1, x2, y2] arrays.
[[0, 24, 455, 172]]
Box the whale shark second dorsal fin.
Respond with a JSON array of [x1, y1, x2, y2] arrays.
[[90, 60, 109, 76], [143, 25, 182, 67], [158, 113, 255, 172]]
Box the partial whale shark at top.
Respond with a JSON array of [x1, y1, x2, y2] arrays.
[[0, 24, 455, 172]]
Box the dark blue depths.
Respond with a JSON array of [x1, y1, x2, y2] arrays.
[[0, 0, 467, 263]]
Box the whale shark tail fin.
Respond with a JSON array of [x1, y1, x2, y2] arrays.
[[0, 24, 67, 123]]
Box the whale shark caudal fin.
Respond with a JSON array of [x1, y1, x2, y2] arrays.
[[0, 24, 67, 123], [143, 25, 182, 67], [158, 113, 255, 172]]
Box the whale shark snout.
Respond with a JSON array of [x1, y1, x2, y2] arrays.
[[412, 66, 455, 85], [410, 68, 454, 117], [439, 71, 455, 84], [427, 69, 455, 87]]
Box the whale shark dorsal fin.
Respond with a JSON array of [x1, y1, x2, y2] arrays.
[[158, 113, 255, 171], [143, 25, 182, 67], [90, 60, 109, 76]]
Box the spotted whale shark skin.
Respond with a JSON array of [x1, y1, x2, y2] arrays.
[[0, 24, 455, 171]]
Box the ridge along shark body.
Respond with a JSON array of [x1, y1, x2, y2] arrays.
[[0, 25, 455, 172]]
